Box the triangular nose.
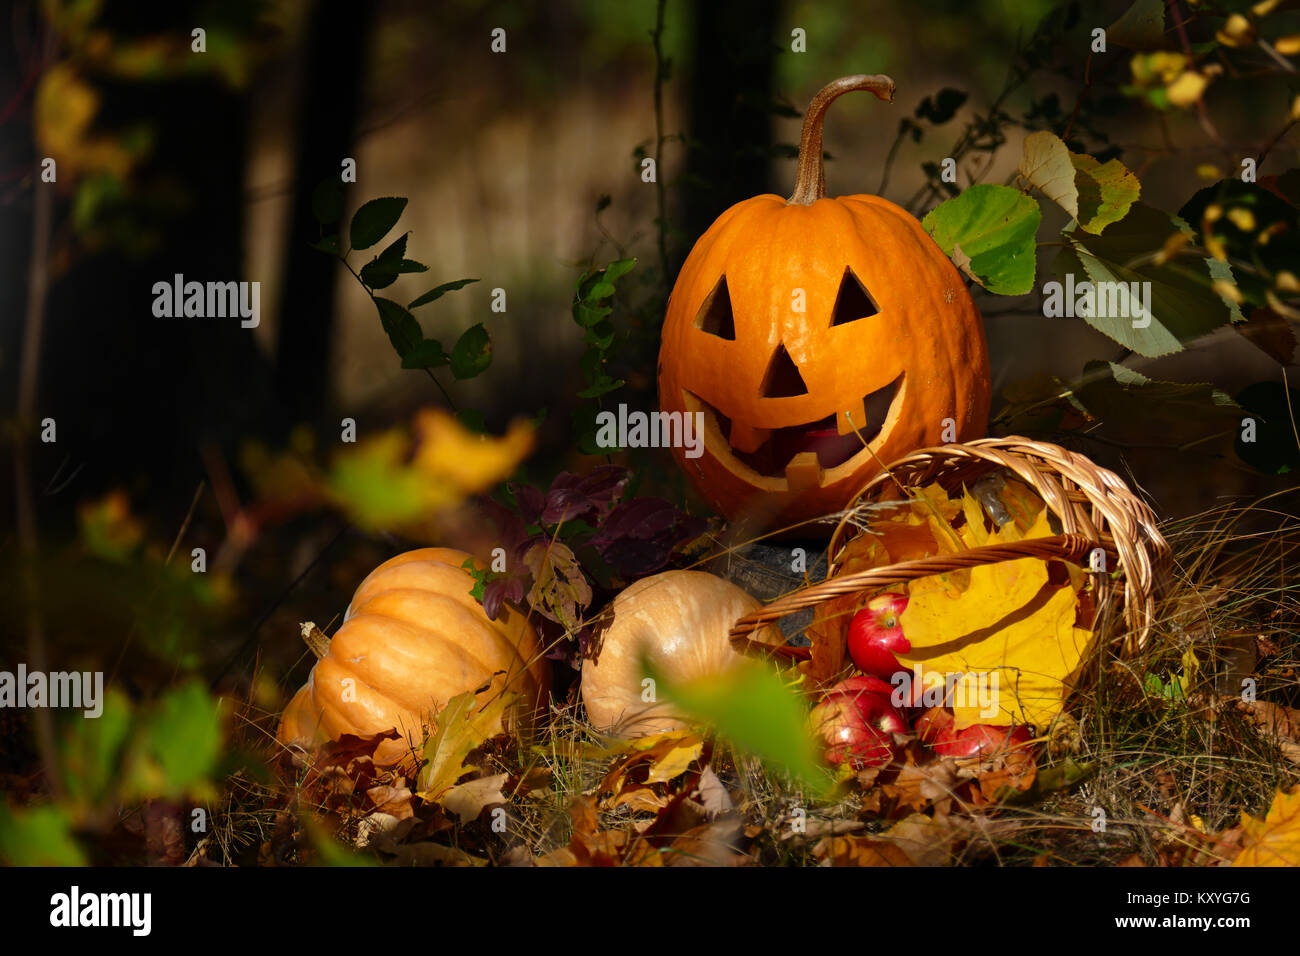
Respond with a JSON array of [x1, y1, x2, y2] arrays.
[[760, 343, 809, 398]]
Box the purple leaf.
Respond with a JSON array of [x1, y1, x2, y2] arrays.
[[508, 482, 546, 526], [483, 575, 525, 621], [591, 497, 706, 579], [477, 497, 528, 554], [541, 465, 628, 525]]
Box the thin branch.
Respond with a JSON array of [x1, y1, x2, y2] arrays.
[[651, 0, 669, 284], [15, 92, 62, 800]]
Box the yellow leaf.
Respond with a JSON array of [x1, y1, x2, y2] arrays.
[[898, 509, 1092, 729], [1216, 13, 1256, 47], [412, 409, 534, 495], [959, 486, 990, 547], [1233, 787, 1300, 866], [1166, 70, 1208, 107], [416, 691, 517, 801], [645, 735, 705, 784], [34, 64, 141, 182]]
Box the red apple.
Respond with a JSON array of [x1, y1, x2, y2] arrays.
[[847, 593, 911, 680], [931, 721, 1033, 759], [810, 676, 907, 770]]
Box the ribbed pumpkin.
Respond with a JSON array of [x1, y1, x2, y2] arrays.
[[657, 74, 990, 530], [278, 548, 550, 767], [581, 570, 782, 737]]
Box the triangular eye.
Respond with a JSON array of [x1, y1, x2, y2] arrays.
[[831, 267, 879, 326], [760, 344, 809, 398], [694, 276, 735, 340]]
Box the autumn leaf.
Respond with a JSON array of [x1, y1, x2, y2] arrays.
[[411, 409, 534, 495], [523, 539, 592, 628], [1233, 787, 1300, 867], [898, 508, 1092, 729], [440, 773, 509, 823], [324, 409, 533, 532], [416, 691, 518, 801], [1020, 130, 1139, 234]]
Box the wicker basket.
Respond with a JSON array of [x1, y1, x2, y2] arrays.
[[730, 437, 1171, 659]]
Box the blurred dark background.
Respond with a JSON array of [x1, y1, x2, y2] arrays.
[[0, 0, 1297, 672]]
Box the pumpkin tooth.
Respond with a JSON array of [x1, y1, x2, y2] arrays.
[[837, 399, 868, 436], [728, 420, 772, 453], [784, 451, 823, 491]]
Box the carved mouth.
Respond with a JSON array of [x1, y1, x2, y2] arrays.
[[684, 373, 903, 483]]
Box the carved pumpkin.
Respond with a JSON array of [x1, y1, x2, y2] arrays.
[[580, 570, 782, 737], [657, 75, 990, 530], [278, 547, 550, 767]]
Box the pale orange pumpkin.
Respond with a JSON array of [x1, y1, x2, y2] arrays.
[[580, 570, 782, 737], [278, 547, 550, 767], [657, 75, 990, 530]]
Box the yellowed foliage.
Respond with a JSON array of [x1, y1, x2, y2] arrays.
[[897, 497, 1093, 730], [412, 410, 534, 496], [1233, 787, 1300, 867], [415, 691, 518, 802], [35, 64, 140, 182]]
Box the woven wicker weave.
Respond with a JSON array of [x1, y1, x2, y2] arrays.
[[730, 437, 1171, 657]]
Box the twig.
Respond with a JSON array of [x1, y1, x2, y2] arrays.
[[1168, 0, 1224, 146], [15, 89, 63, 799], [1256, 118, 1298, 167], [650, 0, 670, 283], [1257, 38, 1297, 75]]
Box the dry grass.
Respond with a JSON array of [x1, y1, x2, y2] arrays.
[[241, 495, 1300, 866]]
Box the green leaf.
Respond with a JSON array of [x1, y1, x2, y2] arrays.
[[397, 259, 428, 274], [125, 681, 223, 801], [1054, 203, 1237, 357], [374, 297, 423, 359], [326, 434, 428, 529], [603, 257, 637, 283], [450, 323, 492, 379], [359, 233, 409, 290], [400, 338, 449, 370], [349, 196, 407, 250], [1072, 153, 1141, 234], [57, 689, 134, 818], [577, 376, 624, 399], [645, 659, 831, 798], [1072, 361, 1241, 443], [573, 302, 613, 329], [312, 178, 345, 225], [1020, 131, 1140, 234], [1107, 0, 1165, 50], [922, 184, 1042, 294], [0, 805, 86, 866], [409, 277, 479, 310], [461, 558, 488, 600]]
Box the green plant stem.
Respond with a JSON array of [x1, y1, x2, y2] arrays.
[[339, 254, 458, 411]]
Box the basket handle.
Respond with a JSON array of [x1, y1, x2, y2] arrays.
[[729, 532, 1110, 642]]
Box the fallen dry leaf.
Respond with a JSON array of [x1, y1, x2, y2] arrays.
[[441, 773, 509, 823], [1232, 787, 1300, 866], [416, 691, 518, 801]]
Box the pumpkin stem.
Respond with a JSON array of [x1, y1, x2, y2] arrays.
[[788, 74, 896, 206], [300, 621, 330, 660]]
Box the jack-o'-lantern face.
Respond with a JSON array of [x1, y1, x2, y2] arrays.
[[657, 76, 990, 531]]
